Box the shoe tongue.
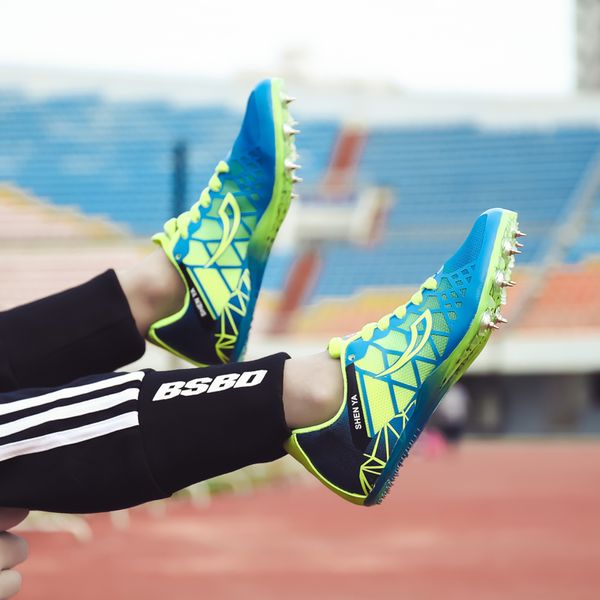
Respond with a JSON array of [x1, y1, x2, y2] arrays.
[[158, 217, 179, 241], [151, 230, 170, 248], [327, 337, 343, 359]]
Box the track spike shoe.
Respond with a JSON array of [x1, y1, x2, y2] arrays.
[[286, 208, 521, 505]]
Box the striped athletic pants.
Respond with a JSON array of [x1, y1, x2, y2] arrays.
[[0, 271, 289, 513]]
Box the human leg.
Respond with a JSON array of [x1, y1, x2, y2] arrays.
[[0, 209, 522, 513], [0, 270, 145, 392], [116, 249, 185, 337], [0, 354, 291, 513], [0, 346, 345, 514]]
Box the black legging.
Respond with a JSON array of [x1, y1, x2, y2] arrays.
[[0, 272, 289, 513], [0, 271, 145, 391]]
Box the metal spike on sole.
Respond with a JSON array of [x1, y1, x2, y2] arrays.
[[283, 124, 300, 136], [515, 229, 527, 237], [292, 175, 303, 184], [285, 159, 301, 172], [495, 313, 508, 324], [496, 271, 516, 288], [502, 240, 514, 256], [282, 95, 296, 105], [374, 430, 420, 505], [291, 192, 299, 200], [480, 311, 493, 333]]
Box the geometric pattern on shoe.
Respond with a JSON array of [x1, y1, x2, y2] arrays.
[[285, 208, 523, 506], [148, 78, 300, 366]]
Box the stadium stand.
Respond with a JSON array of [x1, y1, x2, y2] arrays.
[[566, 187, 600, 261], [308, 126, 600, 295], [0, 91, 338, 235], [3, 89, 600, 334]]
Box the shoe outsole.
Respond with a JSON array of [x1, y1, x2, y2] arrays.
[[366, 209, 522, 506], [248, 79, 298, 262], [231, 78, 299, 361]]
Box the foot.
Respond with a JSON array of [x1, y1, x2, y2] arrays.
[[149, 78, 299, 365], [286, 208, 524, 505]]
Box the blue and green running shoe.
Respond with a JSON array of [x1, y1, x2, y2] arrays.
[[149, 78, 299, 365], [286, 208, 525, 505]]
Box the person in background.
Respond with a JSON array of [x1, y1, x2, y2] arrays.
[[433, 382, 470, 450]]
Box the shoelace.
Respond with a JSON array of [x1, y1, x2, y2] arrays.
[[162, 160, 230, 240], [328, 277, 438, 357]]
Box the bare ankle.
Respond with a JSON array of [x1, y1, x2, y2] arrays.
[[282, 352, 343, 429], [117, 250, 185, 336]]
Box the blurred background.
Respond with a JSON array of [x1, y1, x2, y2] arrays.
[[1, 0, 600, 598]]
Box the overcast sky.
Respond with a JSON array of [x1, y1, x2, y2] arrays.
[[0, 0, 574, 95]]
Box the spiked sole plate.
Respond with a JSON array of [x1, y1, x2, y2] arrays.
[[248, 78, 297, 262], [231, 78, 299, 360]]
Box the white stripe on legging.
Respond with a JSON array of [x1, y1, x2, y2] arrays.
[[0, 387, 139, 439], [0, 412, 139, 463], [0, 371, 145, 417]]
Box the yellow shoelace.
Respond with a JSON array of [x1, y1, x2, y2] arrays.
[[328, 277, 438, 357], [162, 160, 230, 240]]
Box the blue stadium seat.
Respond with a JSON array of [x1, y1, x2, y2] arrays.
[[298, 125, 600, 298]]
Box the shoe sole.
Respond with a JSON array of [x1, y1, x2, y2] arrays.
[[365, 208, 521, 505], [231, 78, 297, 360]]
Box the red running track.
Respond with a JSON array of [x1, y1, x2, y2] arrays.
[[17, 441, 600, 600]]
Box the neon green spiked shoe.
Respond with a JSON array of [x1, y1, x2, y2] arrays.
[[148, 78, 299, 365], [286, 208, 524, 505]]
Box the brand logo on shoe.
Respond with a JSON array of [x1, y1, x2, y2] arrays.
[[190, 287, 208, 318], [346, 364, 369, 450], [376, 310, 433, 378], [205, 192, 241, 267], [350, 394, 363, 430], [179, 267, 215, 322], [152, 369, 267, 401]]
